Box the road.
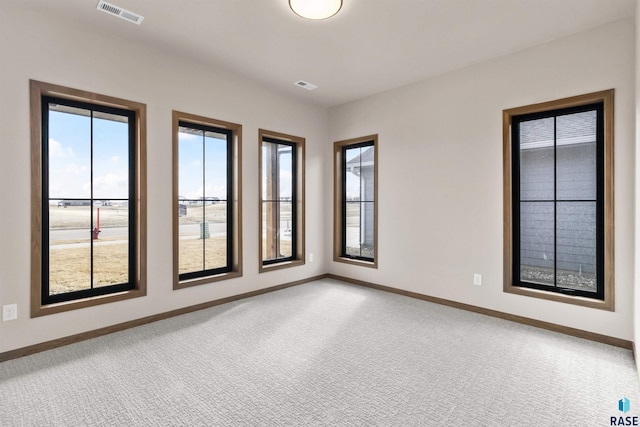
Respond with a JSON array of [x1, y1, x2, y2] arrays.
[[49, 221, 293, 250], [50, 223, 229, 241]]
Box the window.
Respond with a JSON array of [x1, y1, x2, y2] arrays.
[[259, 130, 305, 271], [503, 90, 614, 310], [173, 111, 242, 288], [30, 80, 147, 316], [333, 135, 378, 268]]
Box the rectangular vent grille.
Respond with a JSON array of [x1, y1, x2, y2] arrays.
[[97, 1, 144, 25], [295, 80, 317, 91]]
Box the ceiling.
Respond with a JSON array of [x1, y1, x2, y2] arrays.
[[15, 0, 636, 107]]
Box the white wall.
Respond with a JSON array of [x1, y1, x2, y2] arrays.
[[329, 19, 636, 340], [0, 3, 636, 354], [0, 2, 329, 353]]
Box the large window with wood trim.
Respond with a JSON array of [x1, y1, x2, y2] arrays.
[[503, 90, 614, 310], [173, 111, 242, 288], [334, 135, 378, 268], [30, 80, 147, 317], [259, 130, 305, 271]]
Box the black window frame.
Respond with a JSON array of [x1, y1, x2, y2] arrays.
[[340, 140, 376, 263], [511, 102, 605, 301], [261, 136, 298, 266], [177, 120, 234, 281], [41, 96, 137, 305]]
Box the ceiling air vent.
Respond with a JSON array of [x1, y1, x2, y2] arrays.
[[97, 1, 144, 25], [295, 80, 318, 91]]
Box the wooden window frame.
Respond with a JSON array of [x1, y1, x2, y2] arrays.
[[258, 129, 305, 273], [503, 90, 614, 310], [30, 80, 147, 317], [333, 135, 378, 268], [172, 111, 242, 289]]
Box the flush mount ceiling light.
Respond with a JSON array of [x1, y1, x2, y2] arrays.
[[289, 0, 342, 20]]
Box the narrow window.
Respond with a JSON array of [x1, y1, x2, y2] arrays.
[[30, 80, 147, 316], [334, 135, 378, 268], [259, 130, 305, 271], [173, 112, 242, 288], [503, 90, 614, 310]]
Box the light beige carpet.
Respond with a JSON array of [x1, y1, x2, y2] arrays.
[[1, 278, 638, 426]]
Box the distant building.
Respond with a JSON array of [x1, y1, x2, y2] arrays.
[[346, 147, 375, 250], [57, 200, 112, 207], [519, 110, 596, 274]]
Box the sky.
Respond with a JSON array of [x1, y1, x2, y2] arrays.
[[48, 109, 129, 200], [48, 107, 362, 202], [178, 130, 229, 200]]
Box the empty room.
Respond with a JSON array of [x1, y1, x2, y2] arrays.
[[2, 0, 640, 425]]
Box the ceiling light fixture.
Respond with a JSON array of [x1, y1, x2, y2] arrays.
[[289, 0, 342, 20]]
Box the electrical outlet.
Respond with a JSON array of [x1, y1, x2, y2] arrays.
[[309, 253, 314, 263], [473, 274, 482, 286], [2, 304, 17, 321]]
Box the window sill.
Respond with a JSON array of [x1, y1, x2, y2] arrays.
[[333, 256, 378, 269], [174, 270, 242, 290], [504, 283, 613, 311], [32, 288, 146, 318], [259, 259, 305, 274]]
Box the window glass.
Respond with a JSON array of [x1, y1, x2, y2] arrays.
[[261, 138, 296, 265], [177, 123, 232, 280], [44, 98, 134, 303], [343, 143, 375, 261]]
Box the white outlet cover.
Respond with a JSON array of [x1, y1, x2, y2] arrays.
[[2, 304, 17, 321], [473, 274, 482, 286]]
